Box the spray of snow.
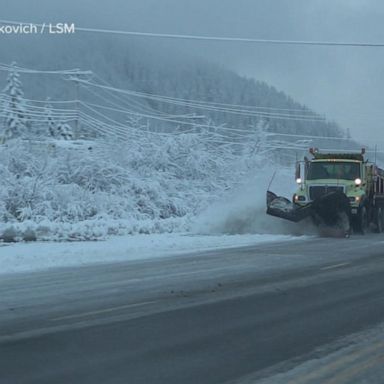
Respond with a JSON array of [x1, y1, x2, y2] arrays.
[[192, 166, 316, 236]]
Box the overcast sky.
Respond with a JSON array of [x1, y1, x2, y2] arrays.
[[2, 0, 384, 146]]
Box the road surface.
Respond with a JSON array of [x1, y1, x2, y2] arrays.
[[1, 235, 384, 383]]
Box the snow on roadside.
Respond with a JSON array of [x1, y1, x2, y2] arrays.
[[251, 322, 384, 384], [0, 233, 298, 275]]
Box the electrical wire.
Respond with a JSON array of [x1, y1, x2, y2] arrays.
[[1, 19, 384, 48], [1, 63, 375, 149]]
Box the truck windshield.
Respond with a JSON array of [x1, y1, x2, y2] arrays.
[[307, 161, 360, 180]]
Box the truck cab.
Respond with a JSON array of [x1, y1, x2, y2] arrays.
[[266, 148, 384, 234], [294, 159, 365, 211], [292, 148, 383, 233]]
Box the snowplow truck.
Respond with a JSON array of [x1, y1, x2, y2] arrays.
[[266, 148, 384, 234]]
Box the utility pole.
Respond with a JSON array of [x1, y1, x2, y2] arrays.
[[73, 74, 80, 138], [66, 70, 93, 139]]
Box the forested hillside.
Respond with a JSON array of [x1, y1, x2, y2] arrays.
[[0, 33, 343, 140]]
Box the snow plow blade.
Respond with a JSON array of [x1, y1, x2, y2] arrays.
[[266, 191, 312, 223], [310, 191, 351, 227], [266, 190, 351, 226]]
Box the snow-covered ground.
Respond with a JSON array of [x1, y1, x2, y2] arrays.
[[0, 233, 298, 275]]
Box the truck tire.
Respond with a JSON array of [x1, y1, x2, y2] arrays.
[[375, 207, 384, 233], [354, 206, 368, 235]]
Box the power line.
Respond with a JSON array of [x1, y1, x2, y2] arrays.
[[86, 76, 320, 116], [76, 79, 326, 122], [4, 62, 384, 123], [91, 75, 316, 116], [91, 75, 206, 119], [1, 19, 384, 48], [0, 61, 325, 119], [0, 63, 374, 147], [81, 82, 173, 119], [0, 63, 92, 76]]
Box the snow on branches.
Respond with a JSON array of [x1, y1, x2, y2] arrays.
[[1, 62, 28, 140], [0, 126, 269, 241]]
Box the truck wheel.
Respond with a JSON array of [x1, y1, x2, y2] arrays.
[[356, 206, 368, 235], [375, 208, 383, 233]]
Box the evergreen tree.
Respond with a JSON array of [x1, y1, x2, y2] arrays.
[[252, 118, 269, 155], [2, 63, 27, 140], [45, 99, 57, 138], [56, 121, 73, 140], [346, 128, 351, 139]]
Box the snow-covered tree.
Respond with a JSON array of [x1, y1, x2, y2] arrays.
[[245, 118, 270, 156], [46, 101, 73, 140], [45, 99, 57, 138], [2, 63, 27, 140], [56, 121, 73, 140]]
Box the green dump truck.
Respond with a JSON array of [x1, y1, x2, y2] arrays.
[[266, 148, 384, 235]]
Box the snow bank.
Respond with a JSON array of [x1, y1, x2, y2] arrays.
[[0, 233, 297, 275]]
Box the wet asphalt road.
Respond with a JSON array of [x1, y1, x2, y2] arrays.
[[1, 235, 384, 384]]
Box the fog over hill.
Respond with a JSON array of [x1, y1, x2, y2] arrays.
[[0, 32, 344, 142], [2, 0, 384, 146]]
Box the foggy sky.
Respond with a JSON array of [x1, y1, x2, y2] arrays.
[[2, 0, 384, 146]]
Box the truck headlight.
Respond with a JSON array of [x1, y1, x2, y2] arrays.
[[355, 178, 362, 186], [349, 196, 361, 203]]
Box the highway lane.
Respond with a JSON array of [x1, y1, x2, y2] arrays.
[[1, 235, 384, 383]]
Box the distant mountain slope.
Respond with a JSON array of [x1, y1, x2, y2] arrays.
[[0, 33, 344, 139]]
